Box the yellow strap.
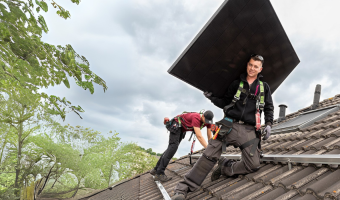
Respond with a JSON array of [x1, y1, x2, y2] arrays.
[[259, 81, 264, 105], [235, 81, 244, 98]]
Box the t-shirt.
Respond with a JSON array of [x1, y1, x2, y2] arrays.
[[174, 113, 212, 132]]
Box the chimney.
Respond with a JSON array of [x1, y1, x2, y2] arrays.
[[278, 104, 288, 123], [312, 84, 321, 110]]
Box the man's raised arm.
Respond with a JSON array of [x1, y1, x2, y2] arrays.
[[193, 127, 207, 148]]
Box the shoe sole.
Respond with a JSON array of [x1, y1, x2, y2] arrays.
[[211, 157, 226, 182]]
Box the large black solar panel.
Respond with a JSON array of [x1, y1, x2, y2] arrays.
[[168, 0, 300, 97]]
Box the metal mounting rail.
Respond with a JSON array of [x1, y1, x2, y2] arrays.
[[154, 178, 171, 200], [191, 154, 340, 170]]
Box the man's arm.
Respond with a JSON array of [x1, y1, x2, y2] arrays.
[[263, 82, 274, 126], [208, 80, 239, 109], [193, 127, 208, 148], [207, 128, 212, 140]]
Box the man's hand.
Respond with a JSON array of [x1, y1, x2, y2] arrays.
[[203, 91, 213, 99], [194, 127, 207, 148], [262, 125, 271, 140]]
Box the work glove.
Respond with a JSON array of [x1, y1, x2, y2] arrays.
[[203, 91, 213, 99], [262, 125, 271, 140]]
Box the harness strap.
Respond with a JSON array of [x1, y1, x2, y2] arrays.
[[224, 80, 265, 114], [235, 81, 243, 98], [258, 81, 265, 110], [239, 138, 260, 157]]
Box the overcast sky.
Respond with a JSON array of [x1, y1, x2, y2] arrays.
[[41, 0, 340, 157]]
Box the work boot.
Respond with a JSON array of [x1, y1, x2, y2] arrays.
[[171, 193, 185, 200], [154, 173, 172, 182], [211, 157, 227, 182], [150, 168, 156, 176]]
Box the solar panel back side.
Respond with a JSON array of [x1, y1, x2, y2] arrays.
[[168, 0, 300, 97]]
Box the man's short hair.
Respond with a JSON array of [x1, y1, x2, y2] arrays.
[[250, 54, 264, 65]]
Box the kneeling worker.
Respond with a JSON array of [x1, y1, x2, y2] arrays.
[[172, 54, 274, 200], [151, 110, 214, 182]]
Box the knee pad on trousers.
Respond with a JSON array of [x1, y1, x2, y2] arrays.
[[185, 154, 216, 186]]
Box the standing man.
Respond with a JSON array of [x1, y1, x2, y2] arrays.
[[151, 110, 214, 182], [172, 54, 274, 200]]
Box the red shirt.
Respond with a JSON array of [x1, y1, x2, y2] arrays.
[[174, 113, 211, 132]]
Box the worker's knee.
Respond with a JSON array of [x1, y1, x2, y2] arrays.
[[248, 160, 261, 172]]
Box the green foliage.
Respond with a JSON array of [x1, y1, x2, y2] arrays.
[[0, 0, 107, 121]]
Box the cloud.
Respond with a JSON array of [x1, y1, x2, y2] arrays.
[[41, 0, 340, 157]]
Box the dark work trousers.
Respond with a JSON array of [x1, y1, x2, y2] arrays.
[[154, 122, 183, 174], [175, 123, 261, 196]]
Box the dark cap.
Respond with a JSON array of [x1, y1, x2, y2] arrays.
[[203, 110, 214, 124]]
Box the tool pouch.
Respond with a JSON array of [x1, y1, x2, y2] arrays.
[[165, 118, 172, 127], [215, 117, 233, 139], [166, 119, 182, 135]]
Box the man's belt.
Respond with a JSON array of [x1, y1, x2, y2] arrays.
[[233, 119, 251, 126]]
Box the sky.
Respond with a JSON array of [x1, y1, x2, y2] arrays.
[[41, 0, 340, 158]]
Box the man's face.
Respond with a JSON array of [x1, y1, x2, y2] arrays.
[[247, 58, 263, 78]]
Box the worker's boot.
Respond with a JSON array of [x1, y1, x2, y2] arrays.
[[211, 157, 227, 182], [171, 193, 185, 200], [150, 168, 157, 176], [154, 173, 172, 182]]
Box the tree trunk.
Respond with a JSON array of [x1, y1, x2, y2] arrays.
[[0, 132, 8, 164], [37, 164, 55, 196], [14, 119, 23, 197], [51, 174, 59, 188]]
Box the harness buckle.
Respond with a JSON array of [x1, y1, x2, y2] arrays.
[[259, 103, 265, 111], [233, 95, 240, 101]]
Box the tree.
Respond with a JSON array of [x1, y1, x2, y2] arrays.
[[0, 0, 107, 197], [0, 0, 107, 120], [0, 81, 57, 198], [28, 128, 158, 199]]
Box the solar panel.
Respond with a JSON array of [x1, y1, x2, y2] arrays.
[[272, 105, 340, 134], [168, 0, 300, 97]]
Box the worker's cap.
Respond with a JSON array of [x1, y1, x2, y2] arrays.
[[203, 110, 214, 124]]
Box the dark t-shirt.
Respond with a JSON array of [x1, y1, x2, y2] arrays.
[[174, 113, 211, 132]]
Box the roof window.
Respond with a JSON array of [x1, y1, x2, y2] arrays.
[[272, 105, 340, 134]]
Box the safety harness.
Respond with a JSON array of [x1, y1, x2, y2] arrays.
[[218, 80, 265, 157], [224, 81, 265, 112], [176, 110, 206, 157]]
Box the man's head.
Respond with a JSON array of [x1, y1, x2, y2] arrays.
[[247, 54, 264, 78], [202, 110, 214, 124]]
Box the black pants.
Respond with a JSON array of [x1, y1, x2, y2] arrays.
[[154, 121, 183, 174]]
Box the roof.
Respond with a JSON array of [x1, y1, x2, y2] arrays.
[[168, 0, 300, 96], [81, 94, 340, 200]]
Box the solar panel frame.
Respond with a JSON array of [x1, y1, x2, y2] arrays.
[[168, 0, 300, 97]]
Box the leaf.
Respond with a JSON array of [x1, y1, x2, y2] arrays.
[[35, 0, 48, 12], [62, 78, 70, 88], [38, 15, 49, 33]]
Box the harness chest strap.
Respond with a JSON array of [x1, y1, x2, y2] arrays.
[[223, 81, 265, 112]]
